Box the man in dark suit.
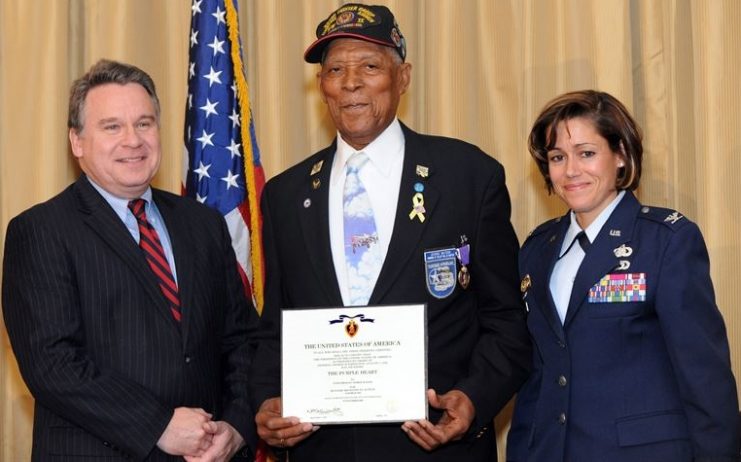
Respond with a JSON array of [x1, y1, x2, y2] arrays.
[[250, 4, 531, 461], [2, 59, 257, 461]]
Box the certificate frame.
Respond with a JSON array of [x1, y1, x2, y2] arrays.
[[281, 303, 428, 425]]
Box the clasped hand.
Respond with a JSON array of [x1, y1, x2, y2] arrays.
[[157, 407, 244, 461]]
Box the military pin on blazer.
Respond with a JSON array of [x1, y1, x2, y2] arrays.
[[310, 160, 324, 176], [456, 235, 471, 289], [521, 274, 531, 294]]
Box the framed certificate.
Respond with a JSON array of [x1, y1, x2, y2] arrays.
[[281, 304, 428, 424]]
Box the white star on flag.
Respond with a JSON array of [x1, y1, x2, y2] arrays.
[[203, 66, 222, 86], [193, 161, 211, 180], [212, 6, 226, 24], [226, 139, 241, 158], [221, 170, 240, 189], [196, 129, 215, 148], [208, 36, 225, 55], [228, 109, 240, 127], [191, 0, 203, 16], [199, 98, 219, 117]]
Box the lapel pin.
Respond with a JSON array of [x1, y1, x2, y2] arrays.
[[521, 274, 532, 293], [310, 160, 324, 176], [415, 165, 429, 178], [408, 192, 426, 222]]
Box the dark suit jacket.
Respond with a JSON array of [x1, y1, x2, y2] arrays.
[[507, 191, 740, 462], [250, 123, 532, 462], [2, 176, 259, 461]]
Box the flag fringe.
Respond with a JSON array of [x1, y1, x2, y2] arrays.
[[224, 0, 264, 313]]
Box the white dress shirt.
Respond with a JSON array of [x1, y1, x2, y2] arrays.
[[329, 118, 405, 306], [550, 190, 626, 323]]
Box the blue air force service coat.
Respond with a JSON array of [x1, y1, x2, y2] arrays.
[[506, 191, 739, 462]]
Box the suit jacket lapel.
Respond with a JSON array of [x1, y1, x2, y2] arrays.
[[154, 191, 194, 343], [564, 192, 641, 326], [74, 177, 180, 331], [531, 216, 569, 341], [370, 126, 438, 304], [298, 145, 344, 306]]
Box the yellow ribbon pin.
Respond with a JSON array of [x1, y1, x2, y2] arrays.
[[409, 192, 426, 222]]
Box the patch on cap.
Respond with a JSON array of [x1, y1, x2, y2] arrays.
[[320, 5, 381, 36], [304, 3, 406, 63]]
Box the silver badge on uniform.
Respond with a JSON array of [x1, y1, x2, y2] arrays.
[[613, 244, 633, 258]]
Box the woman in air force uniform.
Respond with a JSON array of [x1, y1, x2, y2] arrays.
[[506, 90, 739, 462]]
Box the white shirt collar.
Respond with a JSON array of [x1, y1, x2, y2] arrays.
[[560, 190, 626, 256], [335, 118, 404, 177]]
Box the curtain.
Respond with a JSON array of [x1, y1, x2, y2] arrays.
[[1, 1, 739, 460]]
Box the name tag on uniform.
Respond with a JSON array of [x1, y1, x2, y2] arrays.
[[589, 273, 647, 303]]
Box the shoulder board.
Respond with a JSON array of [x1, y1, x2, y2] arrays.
[[525, 216, 563, 242], [636, 205, 690, 230]]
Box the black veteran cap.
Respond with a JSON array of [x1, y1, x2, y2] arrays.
[[304, 3, 406, 63]]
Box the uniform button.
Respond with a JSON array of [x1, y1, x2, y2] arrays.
[[558, 413, 567, 424], [558, 375, 567, 387], [185, 355, 192, 364], [103, 441, 111, 447], [557, 340, 566, 349]]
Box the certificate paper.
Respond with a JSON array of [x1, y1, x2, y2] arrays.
[[281, 304, 427, 424]]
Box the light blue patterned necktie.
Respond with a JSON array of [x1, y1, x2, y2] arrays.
[[343, 152, 382, 306]]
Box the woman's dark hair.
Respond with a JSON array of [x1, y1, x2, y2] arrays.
[[528, 90, 642, 193]]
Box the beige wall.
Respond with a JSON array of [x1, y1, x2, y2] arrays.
[[1, 1, 739, 460]]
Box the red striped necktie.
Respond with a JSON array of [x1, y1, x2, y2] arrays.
[[128, 199, 181, 322]]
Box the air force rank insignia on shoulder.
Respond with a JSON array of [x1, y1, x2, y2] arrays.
[[424, 248, 457, 299]]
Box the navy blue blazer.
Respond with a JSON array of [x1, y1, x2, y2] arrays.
[[507, 191, 739, 462], [251, 123, 532, 462], [2, 176, 259, 460]]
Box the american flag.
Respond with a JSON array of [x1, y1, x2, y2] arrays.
[[183, 0, 265, 314]]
